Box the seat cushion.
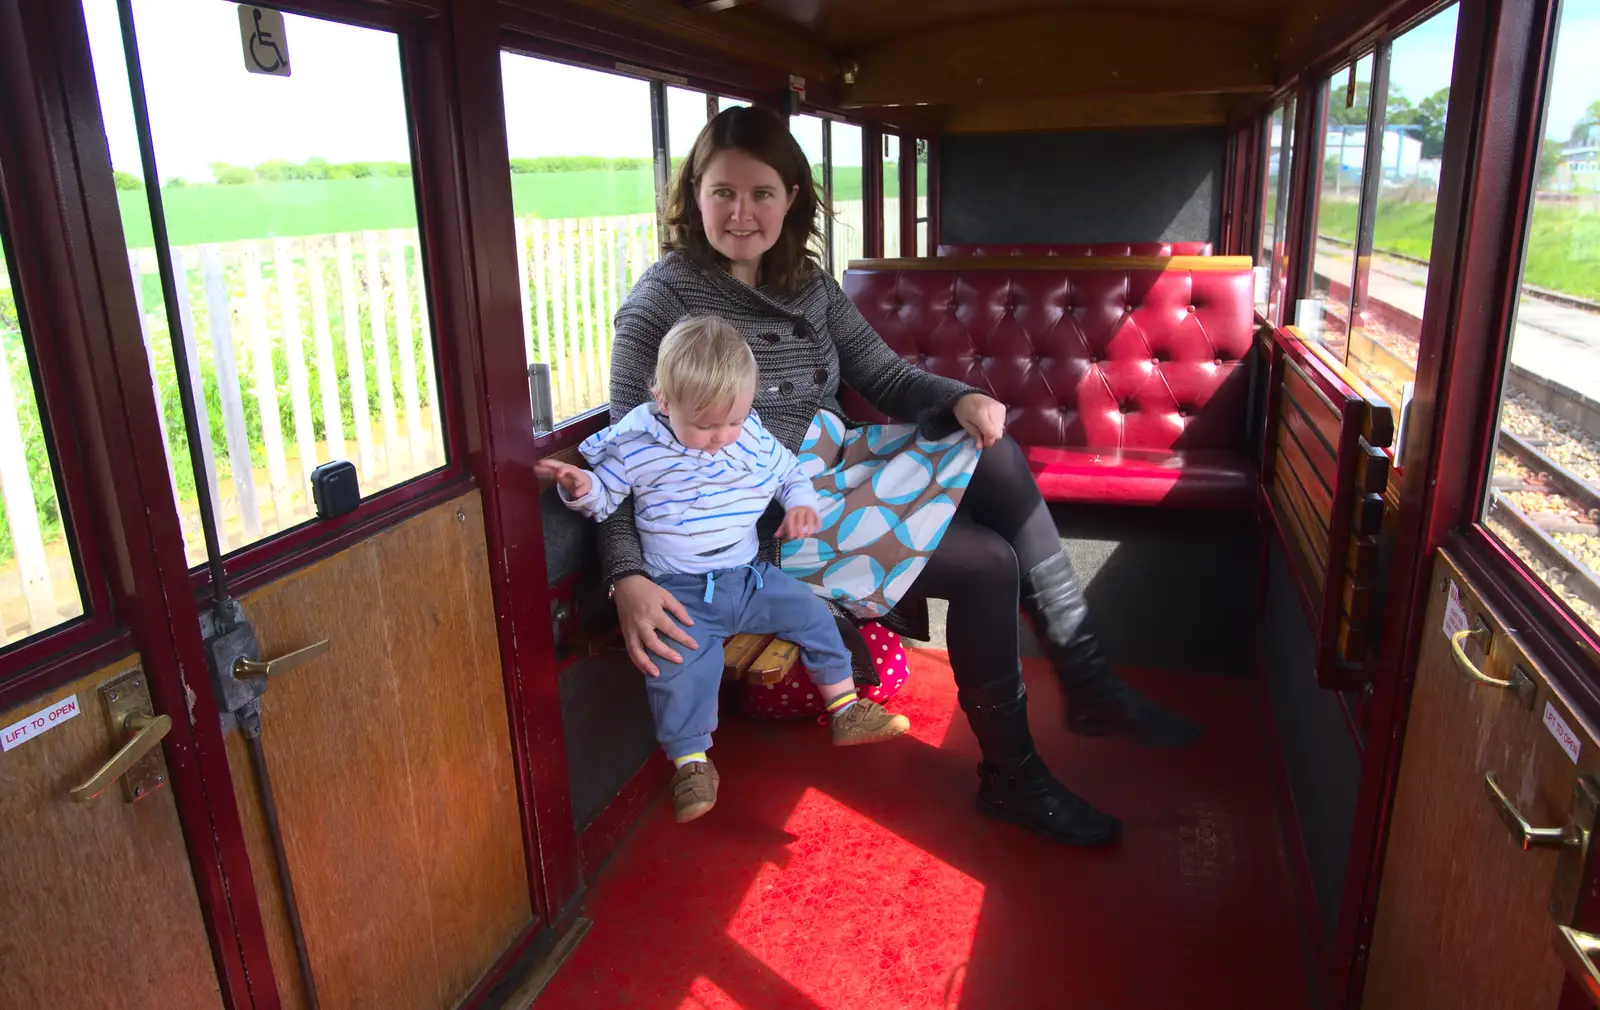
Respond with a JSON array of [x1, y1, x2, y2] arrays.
[[1024, 445, 1256, 509]]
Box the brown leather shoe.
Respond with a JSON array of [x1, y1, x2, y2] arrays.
[[830, 699, 911, 746], [671, 760, 719, 823]]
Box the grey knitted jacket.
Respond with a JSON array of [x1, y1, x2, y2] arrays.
[[597, 252, 982, 585]]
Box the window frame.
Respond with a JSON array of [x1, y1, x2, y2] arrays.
[[0, 101, 121, 696]]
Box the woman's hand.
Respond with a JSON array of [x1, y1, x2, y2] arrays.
[[777, 505, 820, 539], [953, 393, 1006, 448], [611, 574, 698, 678], [534, 458, 592, 499]]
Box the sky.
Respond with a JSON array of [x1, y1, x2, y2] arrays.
[[82, 0, 856, 185], [81, 0, 1600, 185]]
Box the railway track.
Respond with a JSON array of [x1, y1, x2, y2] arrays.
[[1302, 242, 1600, 629], [1490, 431, 1600, 625]]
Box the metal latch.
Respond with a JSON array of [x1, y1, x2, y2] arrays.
[[200, 597, 329, 733], [70, 668, 171, 803]]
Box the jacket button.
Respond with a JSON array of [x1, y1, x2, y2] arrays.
[[759, 332, 780, 343], [794, 320, 811, 338], [814, 368, 828, 385], [779, 380, 795, 395]]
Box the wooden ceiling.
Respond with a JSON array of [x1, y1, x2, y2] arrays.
[[705, 0, 1286, 47], [664, 0, 1362, 132]]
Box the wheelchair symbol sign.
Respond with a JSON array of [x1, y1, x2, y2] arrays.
[[237, 5, 291, 77]]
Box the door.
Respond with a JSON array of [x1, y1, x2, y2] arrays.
[[1364, 549, 1598, 1009], [62, 1, 537, 1006], [0, 8, 228, 1000], [1, 659, 226, 1010]]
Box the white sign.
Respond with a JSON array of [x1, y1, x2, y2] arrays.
[[1442, 580, 1469, 639], [1545, 701, 1583, 764], [238, 5, 291, 77], [789, 74, 806, 101], [2, 694, 81, 753]]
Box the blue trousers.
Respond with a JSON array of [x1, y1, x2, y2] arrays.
[[647, 561, 853, 760]]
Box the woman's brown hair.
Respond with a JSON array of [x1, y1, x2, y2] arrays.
[[663, 105, 827, 296]]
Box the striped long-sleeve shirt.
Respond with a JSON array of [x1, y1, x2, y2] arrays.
[[560, 402, 820, 577], [596, 252, 982, 584]]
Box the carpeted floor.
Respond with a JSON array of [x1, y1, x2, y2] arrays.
[[535, 651, 1313, 1009]]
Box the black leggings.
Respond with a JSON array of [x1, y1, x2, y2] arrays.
[[907, 435, 1065, 692]]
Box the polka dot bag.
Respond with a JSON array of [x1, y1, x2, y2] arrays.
[[735, 620, 910, 720]]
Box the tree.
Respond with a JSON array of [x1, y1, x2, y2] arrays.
[[210, 162, 256, 185], [1386, 85, 1451, 160], [1327, 80, 1373, 126], [111, 169, 142, 191], [1572, 99, 1600, 144], [1537, 137, 1565, 188]]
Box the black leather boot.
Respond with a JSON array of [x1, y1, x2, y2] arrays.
[[1020, 552, 1203, 749], [958, 676, 1121, 847]]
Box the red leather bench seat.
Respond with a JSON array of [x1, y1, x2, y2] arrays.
[[937, 241, 1214, 258], [841, 257, 1256, 509]]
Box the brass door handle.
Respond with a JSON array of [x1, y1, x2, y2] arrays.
[[234, 639, 330, 679], [1558, 926, 1600, 1007], [1451, 617, 1536, 706], [1485, 772, 1584, 850], [70, 712, 172, 802]]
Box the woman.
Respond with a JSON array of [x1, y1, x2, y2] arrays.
[[600, 106, 1201, 847]]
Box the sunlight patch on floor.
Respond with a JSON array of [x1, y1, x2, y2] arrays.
[[727, 787, 982, 1007]]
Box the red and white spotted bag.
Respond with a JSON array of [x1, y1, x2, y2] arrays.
[[734, 621, 910, 720]]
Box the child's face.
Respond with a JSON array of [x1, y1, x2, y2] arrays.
[[659, 377, 756, 453]]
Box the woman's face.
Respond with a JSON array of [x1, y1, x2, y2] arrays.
[[695, 147, 797, 273]]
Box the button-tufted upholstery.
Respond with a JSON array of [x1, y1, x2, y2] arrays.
[[937, 242, 1214, 258], [841, 258, 1256, 509]]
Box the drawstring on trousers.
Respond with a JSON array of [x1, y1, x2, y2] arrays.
[[703, 564, 764, 602]]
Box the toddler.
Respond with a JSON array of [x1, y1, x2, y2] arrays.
[[536, 315, 911, 823]]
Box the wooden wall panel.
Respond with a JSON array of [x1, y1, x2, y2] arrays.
[[228, 492, 530, 1010], [0, 657, 223, 1010]]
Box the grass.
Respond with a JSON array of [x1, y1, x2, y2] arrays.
[[119, 166, 882, 247], [1318, 194, 1600, 301]]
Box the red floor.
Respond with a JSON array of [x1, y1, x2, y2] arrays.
[[537, 652, 1314, 1009]]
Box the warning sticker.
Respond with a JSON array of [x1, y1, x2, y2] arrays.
[[2, 694, 81, 752]]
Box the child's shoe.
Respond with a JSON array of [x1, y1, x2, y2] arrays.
[[831, 698, 911, 746], [671, 759, 719, 823]]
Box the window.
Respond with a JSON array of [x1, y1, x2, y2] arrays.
[[1346, 6, 1459, 411], [716, 96, 749, 114], [667, 85, 712, 175], [0, 213, 87, 647], [1301, 54, 1375, 360], [831, 122, 865, 279], [1257, 98, 1296, 321], [790, 114, 829, 270], [1480, 0, 1600, 640], [882, 134, 902, 258], [85, 0, 447, 568], [501, 54, 658, 426], [914, 139, 930, 256]]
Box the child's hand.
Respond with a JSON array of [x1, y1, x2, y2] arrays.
[[535, 458, 592, 499], [777, 505, 820, 539]]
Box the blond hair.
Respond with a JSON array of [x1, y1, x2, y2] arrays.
[[652, 315, 757, 417]]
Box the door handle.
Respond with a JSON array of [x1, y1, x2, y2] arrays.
[[234, 639, 330, 679], [1485, 772, 1586, 850], [1451, 616, 1536, 707], [1558, 926, 1600, 1007], [69, 711, 172, 802]]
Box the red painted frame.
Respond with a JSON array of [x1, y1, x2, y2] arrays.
[[1311, 0, 1580, 1006], [9, 0, 282, 1004]]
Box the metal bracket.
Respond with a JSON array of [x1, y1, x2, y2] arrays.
[[1553, 775, 1600, 923], [200, 597, 265, 734], [98, 669, 168, 803]]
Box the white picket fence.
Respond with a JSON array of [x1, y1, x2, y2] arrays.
[[0, 199, 877, 645], [127, 230, 447, 571]]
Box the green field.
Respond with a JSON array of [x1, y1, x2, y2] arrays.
[[118, 166, 882, 247], [1318, 196, 1600, 301]]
